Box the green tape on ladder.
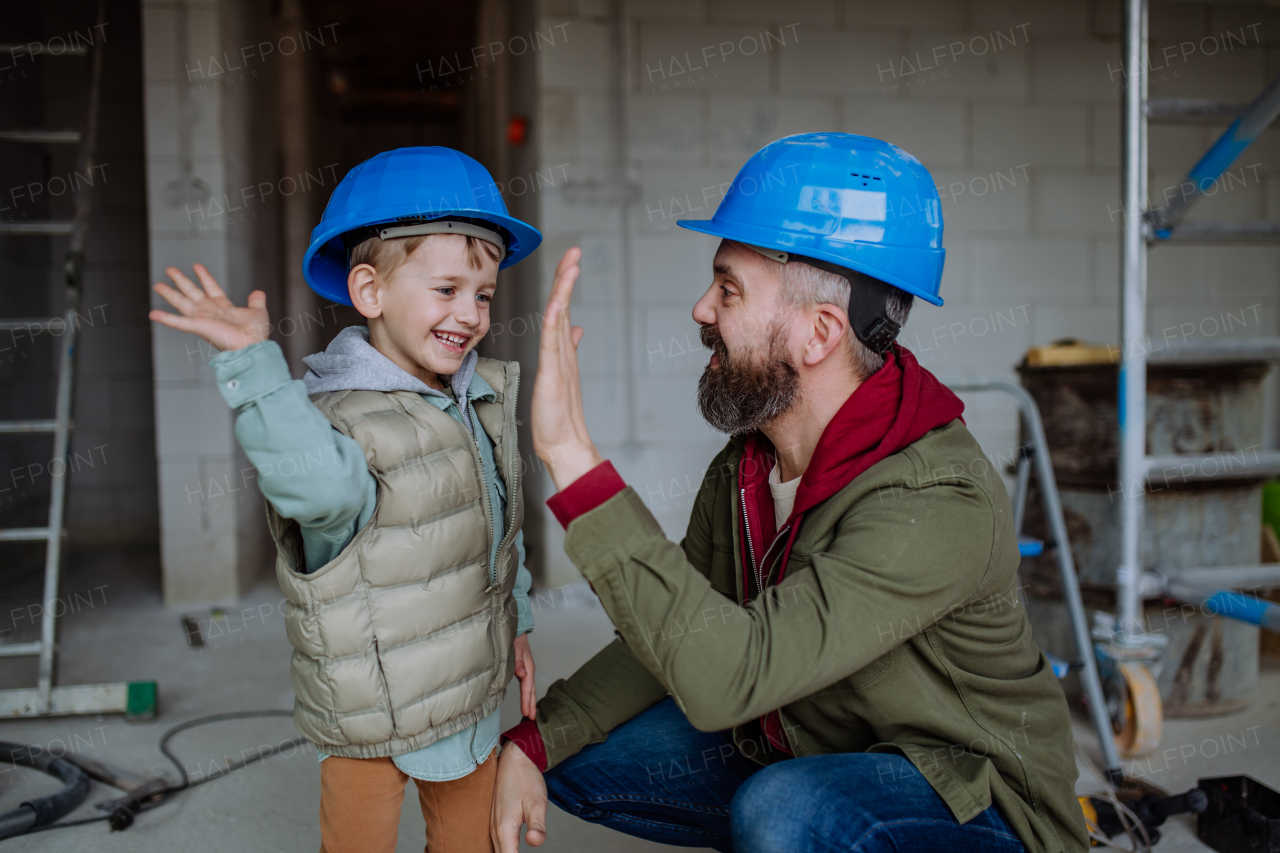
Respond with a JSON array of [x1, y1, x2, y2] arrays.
[[125, 681, 158, 722]]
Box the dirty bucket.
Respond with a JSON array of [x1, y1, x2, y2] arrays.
[[1017, 352, 1269, 717]]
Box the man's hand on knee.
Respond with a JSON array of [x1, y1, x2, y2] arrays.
[[491, 741, 548, 852]]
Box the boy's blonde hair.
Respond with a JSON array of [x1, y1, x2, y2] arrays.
[[350, 233, 502, 279]]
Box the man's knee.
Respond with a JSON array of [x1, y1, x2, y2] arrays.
[[731, 756, 918, 852], [729, 765, 812, 852]]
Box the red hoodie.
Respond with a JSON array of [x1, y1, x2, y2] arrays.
[[737, 343, 965, 600], [737, 343, 964, 752], [505, 343, 964, 769]]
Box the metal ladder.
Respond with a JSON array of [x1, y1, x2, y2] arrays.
[[0, 3, 156, 720], [1115, 0, 1280, 652]]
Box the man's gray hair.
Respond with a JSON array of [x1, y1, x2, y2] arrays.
[[775, 260, 914, 381]]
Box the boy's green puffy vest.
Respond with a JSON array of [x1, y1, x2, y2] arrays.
[[267, 358, 523, 759]]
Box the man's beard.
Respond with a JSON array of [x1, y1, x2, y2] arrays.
[[696, 320, 800, 435]]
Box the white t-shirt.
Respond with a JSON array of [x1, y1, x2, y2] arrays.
[[768, 462, 802, 530]]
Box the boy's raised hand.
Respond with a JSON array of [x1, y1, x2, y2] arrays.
[[149, 264, 271, 352]]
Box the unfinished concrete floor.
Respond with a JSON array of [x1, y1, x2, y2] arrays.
[[0, 546, 1276, 852]]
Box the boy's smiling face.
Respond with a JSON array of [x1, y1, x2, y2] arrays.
[[348, 233, 499, 389]]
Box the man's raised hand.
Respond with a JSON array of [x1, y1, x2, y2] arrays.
[[531, 247, 603, 491], [149, 264, 270, 352]]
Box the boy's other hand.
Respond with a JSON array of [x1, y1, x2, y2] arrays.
[[512, 633, 536, 719], [149, 264, 271, 352]]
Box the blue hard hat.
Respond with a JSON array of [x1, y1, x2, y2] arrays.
[[677, 133, 945, 306], [303, 147, 542, 305]]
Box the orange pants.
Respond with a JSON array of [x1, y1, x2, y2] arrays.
[[318, 747, 496, 853]]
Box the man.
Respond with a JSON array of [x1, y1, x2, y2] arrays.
[[493, 134, 1088, 853]]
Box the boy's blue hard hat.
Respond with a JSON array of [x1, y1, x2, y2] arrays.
[[303, 147, 542, 305], [677, 133, 946, 305]]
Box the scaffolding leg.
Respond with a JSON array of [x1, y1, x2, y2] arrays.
[[1118, 0, 1150, 648]]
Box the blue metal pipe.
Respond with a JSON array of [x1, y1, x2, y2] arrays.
[[1150, 72, 1280, 237], [1186, 117, 1249, 191], [1200, 590, 1280, 633]]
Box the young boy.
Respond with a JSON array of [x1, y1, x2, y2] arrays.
[[149, 147, 543, 853]]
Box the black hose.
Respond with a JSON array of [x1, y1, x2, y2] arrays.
[[0, 807, 36, 839], [0, 741, 89, 838], [93, 710, 304, 824], [0, 710, 303, 838]]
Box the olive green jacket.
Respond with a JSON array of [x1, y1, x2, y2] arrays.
[[534, 420, 1088, 853]]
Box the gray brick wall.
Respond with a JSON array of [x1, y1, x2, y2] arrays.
[[143, 0, 281, 604]]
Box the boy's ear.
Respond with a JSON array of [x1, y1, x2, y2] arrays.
[[348, 264, 382, 319]]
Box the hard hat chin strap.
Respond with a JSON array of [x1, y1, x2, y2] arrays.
[[744, 244, 902, 355]]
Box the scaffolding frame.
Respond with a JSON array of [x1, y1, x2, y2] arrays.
[[1116, 0, 1280, 650]]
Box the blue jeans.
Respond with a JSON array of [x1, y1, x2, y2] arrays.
[[544, 697, 1027, 853]]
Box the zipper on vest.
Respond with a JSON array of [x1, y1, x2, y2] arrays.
[[461, 398, 498, 587], [457, 366, 521, 702], [463, 368, 522, 589], [493, 368, 521, 574], [467, 719, 480, 766]]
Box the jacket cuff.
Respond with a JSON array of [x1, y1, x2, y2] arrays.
[[546, 461, 626, 528], [210, 340, 293, 409], [500, 718, 547, 772]]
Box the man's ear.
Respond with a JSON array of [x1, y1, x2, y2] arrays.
[[801, 304, 851, 367], [348, 264, 382, 319]]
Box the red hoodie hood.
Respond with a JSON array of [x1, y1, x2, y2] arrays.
[[737, 343, 965, 597]]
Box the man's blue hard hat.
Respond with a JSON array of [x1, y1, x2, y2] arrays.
[[677, 133, 945, 306], [303, 147, 542, 305]]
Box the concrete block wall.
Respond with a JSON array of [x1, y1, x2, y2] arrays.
[[142, 0, 280, 605], [533, 0, 1280, 586]]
